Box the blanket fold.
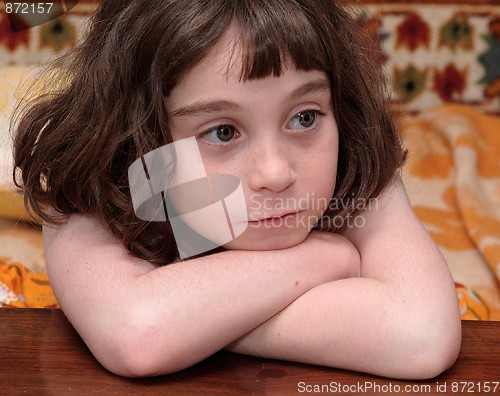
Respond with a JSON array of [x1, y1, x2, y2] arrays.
[[400, 104, 500, 320]]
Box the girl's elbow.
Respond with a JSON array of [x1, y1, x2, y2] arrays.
[[102, 343, 183, 378], [424, 327, 461, 379], [405, 309, 462, 379], [86, 309, 188, 377], [96, 340, 168, 378]]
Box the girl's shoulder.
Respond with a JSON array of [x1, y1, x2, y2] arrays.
[[341, 176, 443, 272], [342, 177, 409, 237], [43, 213, 158, 283]]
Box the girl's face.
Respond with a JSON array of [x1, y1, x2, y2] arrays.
[[165, 31, 339, 251]]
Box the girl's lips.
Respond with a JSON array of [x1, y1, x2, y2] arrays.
[[248, 210, 304, 225]]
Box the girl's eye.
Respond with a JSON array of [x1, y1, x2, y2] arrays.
[[201, 125, 237, 144], [287, 110, 322, 130]]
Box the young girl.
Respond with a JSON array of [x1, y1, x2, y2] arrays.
[[13, 0, 461, 379]]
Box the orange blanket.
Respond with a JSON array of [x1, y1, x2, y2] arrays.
[[400, 105, 500, 320], [0, 261, 59, 308]]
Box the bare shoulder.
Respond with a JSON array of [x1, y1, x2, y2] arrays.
[[43, 213, 156, 274], [341, 176, 448, 278], [342, 176, 422, 243], [43, 214, 156, 308]]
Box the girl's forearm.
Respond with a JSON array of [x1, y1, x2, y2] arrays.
[[225, 274, 461, 380], [122, 232, 359, 376], [45, 214, 359, 378]]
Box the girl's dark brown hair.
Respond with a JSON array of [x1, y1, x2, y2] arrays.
[[13, 0, 406, 265]]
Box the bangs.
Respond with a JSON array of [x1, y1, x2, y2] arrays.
[[230, 0, 330, 81], [158, 0, 335, 94]]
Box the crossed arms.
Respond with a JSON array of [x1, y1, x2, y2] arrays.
[[43, 178, 461, 379]]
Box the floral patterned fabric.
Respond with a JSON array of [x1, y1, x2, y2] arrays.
[[0, 1, 93, 66], [1, 0, 499, 112], [357, 0, 500, 113]]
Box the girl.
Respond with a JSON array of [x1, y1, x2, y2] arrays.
[[13, 0, 461, 379]]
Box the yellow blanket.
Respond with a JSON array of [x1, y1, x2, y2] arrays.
[[400, 105, 500, 320], [0, 261, 59, 308]]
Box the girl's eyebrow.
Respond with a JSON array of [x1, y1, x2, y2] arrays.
[[171, 100, 242, 118], [287, 78, 330, 102], [170, 78, 330, 118]]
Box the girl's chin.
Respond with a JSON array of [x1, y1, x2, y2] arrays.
[[223, 230, 308, 251]]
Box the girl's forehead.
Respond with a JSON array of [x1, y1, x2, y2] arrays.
[[182, 25, 296, 85], [202, 27, 244, 79]]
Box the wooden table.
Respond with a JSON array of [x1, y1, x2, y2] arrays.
[[1, 309, 499, 395]]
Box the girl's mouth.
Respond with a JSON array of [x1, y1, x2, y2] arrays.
[[248, 210, 304, 227]]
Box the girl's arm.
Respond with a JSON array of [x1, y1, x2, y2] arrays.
[[225, 178, 462, 380], [43, 215, 359, 377]]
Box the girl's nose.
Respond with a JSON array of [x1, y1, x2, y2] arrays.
[[248, 140, 297, 193]]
